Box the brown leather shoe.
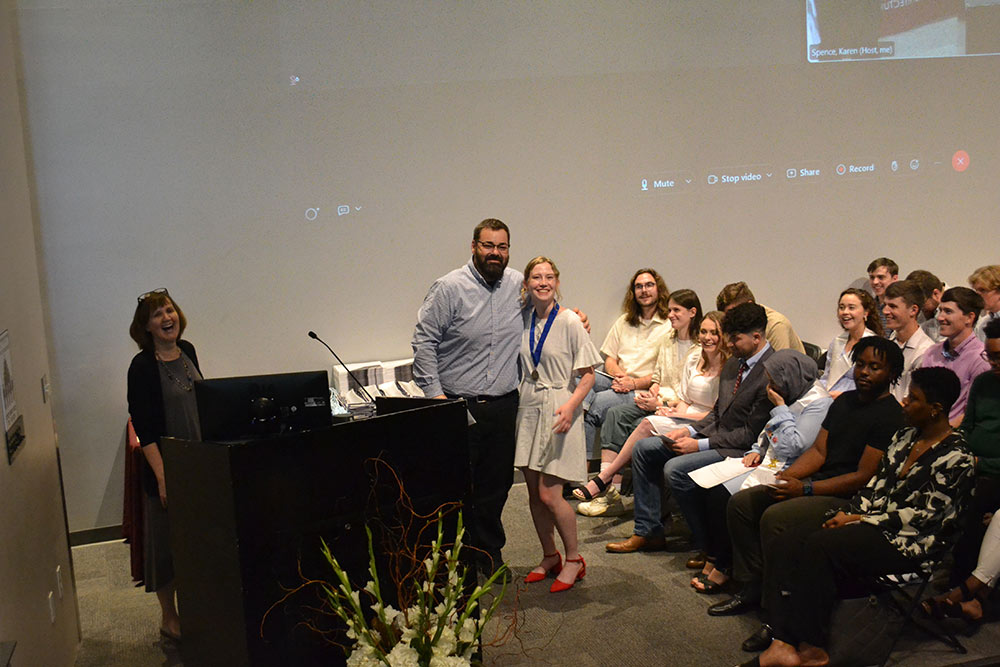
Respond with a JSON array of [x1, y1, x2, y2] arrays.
[[606, 534, 667, 553], [686, 551, 707, 569]]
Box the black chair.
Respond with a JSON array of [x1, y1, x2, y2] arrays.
[[869, 564, 967, 667], [802, 341, 825, 371]]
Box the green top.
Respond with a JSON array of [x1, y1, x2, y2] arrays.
[[959, 371, 1000, 476]]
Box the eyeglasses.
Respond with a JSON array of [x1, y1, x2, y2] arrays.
[[981, 350, 1000, 365], [475, 241, 510, 253], [634, 281, 657, 291], [137, 288, 169, 303]]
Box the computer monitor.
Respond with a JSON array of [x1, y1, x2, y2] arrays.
[[195, 370, 333, 442]]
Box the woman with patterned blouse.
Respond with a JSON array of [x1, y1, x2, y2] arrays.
[[745, 367, 975, 667]]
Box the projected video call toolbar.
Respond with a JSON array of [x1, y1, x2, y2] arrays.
[[638, 149, 971, 194]]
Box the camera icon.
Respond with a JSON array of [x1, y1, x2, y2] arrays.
[[786, 168, 796, 179]]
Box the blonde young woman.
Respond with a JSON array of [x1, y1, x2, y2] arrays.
[[514, 256, 601, 592], [575, 309, 727, 511]]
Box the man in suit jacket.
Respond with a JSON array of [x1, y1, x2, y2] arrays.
[[607, 303, 774, 553]]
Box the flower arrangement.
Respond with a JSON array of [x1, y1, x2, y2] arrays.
[[320, 511, 507, 666]]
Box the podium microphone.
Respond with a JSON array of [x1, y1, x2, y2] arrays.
[[308, 331, 376, 403]]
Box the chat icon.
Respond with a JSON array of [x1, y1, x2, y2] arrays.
[[337, 205, 350, 216]]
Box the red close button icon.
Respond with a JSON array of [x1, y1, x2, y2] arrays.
[[952, 150, 970, 172]]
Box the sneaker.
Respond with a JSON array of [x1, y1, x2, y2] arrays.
[[577, 486, 625, 517]]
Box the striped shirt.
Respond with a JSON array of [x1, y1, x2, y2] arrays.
[[412, 259, 525, 398]]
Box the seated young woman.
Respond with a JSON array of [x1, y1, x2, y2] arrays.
[[689, 349, 831, 594], [922, 508, 1000, 624], [575, 308, 724, 505], [746, 367, 975, 667], [817, 288, 883, 399]]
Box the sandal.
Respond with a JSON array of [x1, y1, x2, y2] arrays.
[[922, 580, 968, 618], [942, 581, 988, 624], [693, 571, 730, 595], [921, 596, 948, 619], [524, 551, 562, 583], [924, 580, 988, 624], [573, 475, 609, 501], [690, 572, 711, 589]]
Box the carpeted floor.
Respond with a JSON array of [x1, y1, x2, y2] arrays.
[[73, 482, 1000, 666]]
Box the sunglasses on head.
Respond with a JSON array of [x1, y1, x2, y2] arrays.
[[137, 288, 169, 304]]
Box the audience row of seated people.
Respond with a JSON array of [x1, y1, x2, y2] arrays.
[[574, 260, 1000, 666]]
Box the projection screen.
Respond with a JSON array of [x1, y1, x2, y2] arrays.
[[14, 0, 999, 530]]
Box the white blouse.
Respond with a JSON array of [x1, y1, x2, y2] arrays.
[[679, 348, 720, 414]]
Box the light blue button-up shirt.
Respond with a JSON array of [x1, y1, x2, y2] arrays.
[[412, 259, 525, 398]]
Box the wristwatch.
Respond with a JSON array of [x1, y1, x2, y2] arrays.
[[802, 480, 814, 496]]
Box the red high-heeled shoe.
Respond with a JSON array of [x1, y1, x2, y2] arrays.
[[550, 555, 585, 592], [524, 551, 562, 583]]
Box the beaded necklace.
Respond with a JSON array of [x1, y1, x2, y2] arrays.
[[156, 350, 194, 392]]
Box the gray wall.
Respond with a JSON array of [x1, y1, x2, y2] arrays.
[[13, 1, 1000, 532], [1, 1, 79, 663]]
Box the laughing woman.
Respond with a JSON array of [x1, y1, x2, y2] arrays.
[[515, 257, 601, 593], [817, 288, 883, 398], [127, 289, 203, 642]]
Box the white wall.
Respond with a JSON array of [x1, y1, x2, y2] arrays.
[[14, 1, 1000, 531], [1, 1, 79, 663]]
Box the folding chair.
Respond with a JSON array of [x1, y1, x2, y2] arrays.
[[871, 562, 967, 667]]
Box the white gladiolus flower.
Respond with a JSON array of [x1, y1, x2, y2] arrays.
[[429, 657, 469, 667], [345, 642, 381, 667], [385, 643, 421, 667], [382, 605, 401, 625]]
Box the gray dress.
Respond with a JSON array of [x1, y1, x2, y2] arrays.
[[514, 309, 601, 483], [143, 351, 202, 591]]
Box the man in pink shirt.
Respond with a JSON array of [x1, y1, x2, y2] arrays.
[[920, 286, 990, 425]]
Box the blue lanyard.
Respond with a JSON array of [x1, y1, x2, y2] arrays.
[[530, 303, 560, 367]]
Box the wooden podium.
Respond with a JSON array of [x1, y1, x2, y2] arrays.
[[161, 397, 470, 666]]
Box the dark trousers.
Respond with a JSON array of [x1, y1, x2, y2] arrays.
[[952, 475, 1000, 584], [728, 486, 845, 600], [704, 485, 734, 570], [771, 522, 918, 648], [463, 392, 518, 572], [760, 496, 849, 611]]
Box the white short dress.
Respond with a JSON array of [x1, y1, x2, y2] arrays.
[[514, 308, 601, 483], [645, 351, 721, 435]]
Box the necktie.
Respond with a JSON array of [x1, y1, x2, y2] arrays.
[[733, 360, 749, 395]]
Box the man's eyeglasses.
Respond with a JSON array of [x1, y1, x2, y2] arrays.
[[137, 288, 169, 304], [476, 241, 509, 253], [634, 281, 656, 291]]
